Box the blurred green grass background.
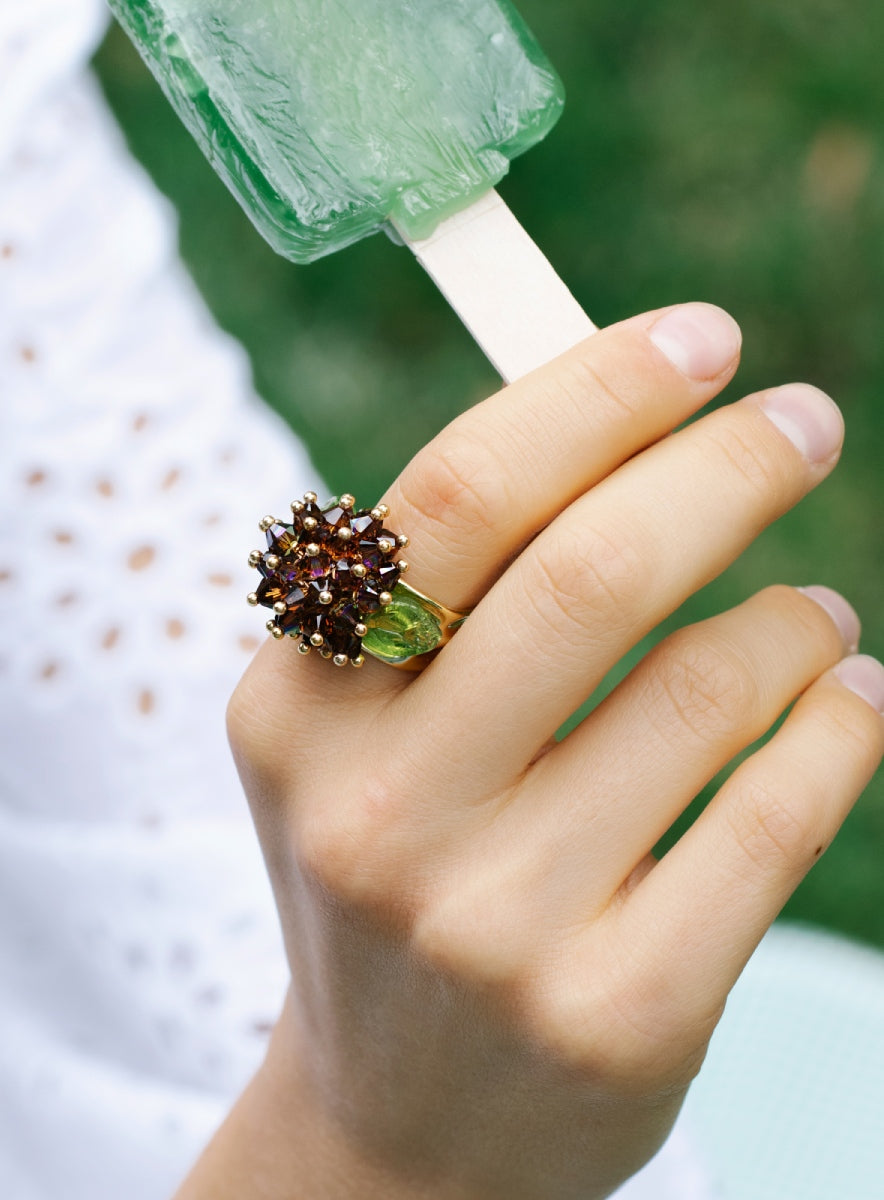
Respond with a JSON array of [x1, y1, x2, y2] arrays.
[[94, 0, 884, 947]]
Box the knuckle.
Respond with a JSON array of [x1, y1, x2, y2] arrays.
[[554, 344, 646, 425], [402, 432, 511, 543], [225, 677, 254, 758], [529, 944, 709, 1095], [764, 584, 844, 654], [728, 779, 814, 873], [529, 522, 649, 641], [296, 774, 420, 927], [647, 635, 757, 744], [764, 582, 822, 633], [225, 669, 290, 788], [574, 524, 650, 621], [703, 419, 785, 501], [297, 810, 365, 895], [411, 886, 529, 999], [806, 691, 884, 766], [531, 973, 644, 1079]]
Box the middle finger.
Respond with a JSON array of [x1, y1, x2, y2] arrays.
[[403, 382, 845, 795]]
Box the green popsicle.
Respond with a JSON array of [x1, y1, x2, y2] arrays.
[[110, 0, 595, 381], [108, 0, 564, 261]]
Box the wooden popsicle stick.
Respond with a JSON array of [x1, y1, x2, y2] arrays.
[[397, 189, 596, 384]]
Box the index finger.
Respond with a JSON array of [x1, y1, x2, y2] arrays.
[[382, 303, 741, 612]]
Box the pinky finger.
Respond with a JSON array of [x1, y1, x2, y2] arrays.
[[614, 654, 884, 1026]]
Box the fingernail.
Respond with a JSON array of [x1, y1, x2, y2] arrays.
[[758, 384, 844, 464], [834, 655, 884, 715], [798, 586, 861, 653], [649, 303, 742, 380]]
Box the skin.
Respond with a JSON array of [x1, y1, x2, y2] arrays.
[[175, 303, 884, 1200]]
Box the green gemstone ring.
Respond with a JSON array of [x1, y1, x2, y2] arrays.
[[246, 492, 469, 669]]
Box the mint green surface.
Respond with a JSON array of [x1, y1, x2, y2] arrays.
[[685, 924, 884, 1198], [107, 0, 563, 262]]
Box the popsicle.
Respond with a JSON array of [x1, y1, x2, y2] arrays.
[[107, 0, 595, 382]]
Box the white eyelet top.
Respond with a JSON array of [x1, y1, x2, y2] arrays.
[[0, 2, 718, 1196]]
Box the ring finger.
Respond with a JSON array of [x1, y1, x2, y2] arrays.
[[241, 304, 740, 711]]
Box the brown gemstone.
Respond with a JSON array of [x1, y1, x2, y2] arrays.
[[333, 558, 359, 588], [349, 512, 380, 538], [303, 552, 333, 581], [276, 607, 303, 635], [355, 541, 385, 572], [250, 497, 403, 662], [356, 582, 383, 612], [255, 577, 290, 607], [321, 504, 350, 530], [265, 521, 300, 556], [377, 563, 400, 590], [299, 500, 325, 530]]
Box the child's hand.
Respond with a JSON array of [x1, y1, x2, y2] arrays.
[[202, 304, 883, 1200]]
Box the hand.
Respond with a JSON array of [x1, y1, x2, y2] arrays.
[[182, 304, 884, 1200]]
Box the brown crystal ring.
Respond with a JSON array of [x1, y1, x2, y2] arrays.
[[246, 492, 469, 669]]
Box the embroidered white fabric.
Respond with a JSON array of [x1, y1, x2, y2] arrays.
[[0, 2, 718, 1196]]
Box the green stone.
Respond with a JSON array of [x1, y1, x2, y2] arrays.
[[362, 584, 444, 664]]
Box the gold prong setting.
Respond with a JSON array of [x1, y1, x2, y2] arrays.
[[247, 491, 408, 665]]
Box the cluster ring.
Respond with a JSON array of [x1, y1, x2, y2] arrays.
[[246, 492, 468, 669]]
